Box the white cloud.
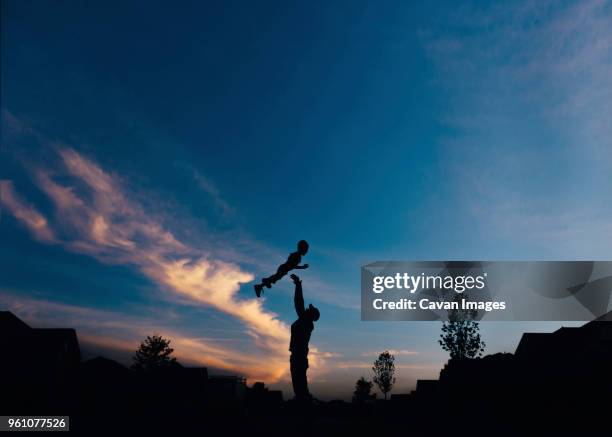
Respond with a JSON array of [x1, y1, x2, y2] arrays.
[[1, 130, 334, 381]]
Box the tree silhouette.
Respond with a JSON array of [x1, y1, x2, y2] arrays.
[[131, 334, 180, 371], [372, 351, 395, 400], [439, 293, 486, 360], [439, 320, 485, 359], [352, 376, 376, 403]]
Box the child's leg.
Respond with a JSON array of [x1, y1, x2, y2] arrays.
[[262, 265, 289, 287], [262, 274, 278, 288], [271, 265, 290, 284], [256, 266, 288, 296], [264, 274, 281, 287]]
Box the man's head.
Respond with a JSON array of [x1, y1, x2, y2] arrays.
[[297, 239, 309, 255], [306, 304, 320, 322]]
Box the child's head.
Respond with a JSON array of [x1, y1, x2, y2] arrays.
[[297, 240, 309, 255]]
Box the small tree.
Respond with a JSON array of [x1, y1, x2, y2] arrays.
[[132, 334, 180, 371], [372, 351, 395, 400], [439, 320, 485, 359], [352, 377, 376, 403], [439, 295, 485, 360]]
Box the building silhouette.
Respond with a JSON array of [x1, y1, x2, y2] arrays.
[[248, 381, 284, 411], [409, 314, 612, 434], [0, 311, 80, 413], [0, 311, 249, 431], [3, 309, 611, 434]]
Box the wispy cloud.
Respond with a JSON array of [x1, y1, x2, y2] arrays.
[[191, 169, 235, 218], [420, 0, 612, 255], [171, 161, 235, 220], [0, 180, 55, 242], [0, 118, 335, 381], [0, 292, 286, 381]]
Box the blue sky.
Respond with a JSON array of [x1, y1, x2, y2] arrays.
[[1, 0, 611, 399]]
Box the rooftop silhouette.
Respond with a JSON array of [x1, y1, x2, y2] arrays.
[[2, 310, 611, 435]]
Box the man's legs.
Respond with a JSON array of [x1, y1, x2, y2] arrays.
[[290, 356, 310, 401]]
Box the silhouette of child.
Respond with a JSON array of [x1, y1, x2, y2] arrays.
[[254, 240, 309, 297]]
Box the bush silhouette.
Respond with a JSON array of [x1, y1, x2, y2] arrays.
[[352, 376, 376, 403]]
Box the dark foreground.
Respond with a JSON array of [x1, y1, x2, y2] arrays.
[[2, 310, 612, 436]]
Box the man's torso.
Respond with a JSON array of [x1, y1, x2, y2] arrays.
[[290, 317, 313, 357]]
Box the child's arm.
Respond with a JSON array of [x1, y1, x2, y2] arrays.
[[295, 264, 309, 270]]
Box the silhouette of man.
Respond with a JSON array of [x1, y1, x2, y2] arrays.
[[289, 274, 320, 402]]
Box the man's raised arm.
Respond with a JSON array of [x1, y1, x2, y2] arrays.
[[291, 274, 305, 318]]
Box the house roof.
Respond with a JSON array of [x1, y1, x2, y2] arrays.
[[0, 311, 31, 332], [1, 312, 80, 361]]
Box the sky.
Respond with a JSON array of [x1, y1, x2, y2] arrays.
[[1, 0, 611, 400]]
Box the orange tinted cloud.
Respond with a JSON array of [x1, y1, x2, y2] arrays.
[[2, 143, 331, 381], [0, 292, 286, 381], [0, 180, 55, 242]]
